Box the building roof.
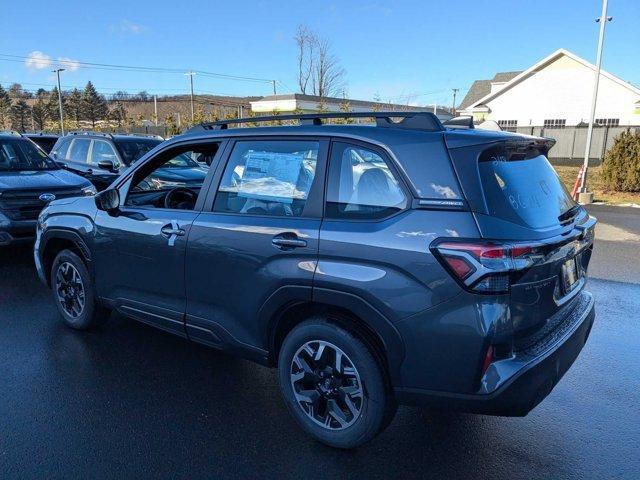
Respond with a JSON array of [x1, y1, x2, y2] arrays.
[[458, 71, 521, 109], [462, 49, 640, 111], [253, 93, 452, 114]]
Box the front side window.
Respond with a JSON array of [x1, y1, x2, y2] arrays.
[[90, 140, 119, 167], [0, 138, 57, 171], [326, 143, 407, 219], [214, 140, 319, 217], [67, 139, 91, 163], [126, 144, 215, 210]]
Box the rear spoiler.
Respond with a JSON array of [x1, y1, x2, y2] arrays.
[[443, 116, 475, 129]]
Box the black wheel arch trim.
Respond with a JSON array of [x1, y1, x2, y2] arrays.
[[40, 228, 93, 285], [261, 285, 406, 384]]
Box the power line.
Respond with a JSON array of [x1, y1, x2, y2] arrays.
[[0, 53, 275, 84]]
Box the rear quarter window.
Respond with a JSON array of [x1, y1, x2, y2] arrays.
[[387, 134, 463, 200]]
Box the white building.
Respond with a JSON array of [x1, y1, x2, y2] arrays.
[[250, 93, 453, 119], [458, 49, 640, 128]]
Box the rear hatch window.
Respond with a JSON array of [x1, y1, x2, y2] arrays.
[[478, 148, 576, 229]]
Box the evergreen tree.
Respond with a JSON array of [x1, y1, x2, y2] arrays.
[[47, 87, 67, 131], [164, 114, 180, 136], [65, 88, 83, 128], [0, 84, 11, 129], [9, 83, 26, 99], [108, 101, 127, 127], [32, 91, 51, 130], [82, 81, 108, 128], [11, 99, 31, 132], [193, 105, 206, 124]]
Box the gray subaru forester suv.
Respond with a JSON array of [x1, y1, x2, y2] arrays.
[[34, 112, 596, 448]]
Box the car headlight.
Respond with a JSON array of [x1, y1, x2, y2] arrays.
[[82, 185, 97, 196]]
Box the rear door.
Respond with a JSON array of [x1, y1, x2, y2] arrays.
[[185, 137, 327, 352]]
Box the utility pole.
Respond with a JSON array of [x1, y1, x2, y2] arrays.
[[272, 80, 277, 96], [185, 71, 196, 124], [579, 0, 612, 203], [153, 95, 158, 127], [52, 68, 66, 135], [451, 88, 459, 116]]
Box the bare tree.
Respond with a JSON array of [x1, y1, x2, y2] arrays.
[[295, 25, 346, 99], [312, 36, 346, 98], [295, 25, 314, 94]]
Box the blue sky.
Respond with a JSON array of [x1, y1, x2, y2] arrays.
[[1, 0, 638, 106]]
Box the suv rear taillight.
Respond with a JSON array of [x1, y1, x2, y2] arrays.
[[431, 240, 543, 294]]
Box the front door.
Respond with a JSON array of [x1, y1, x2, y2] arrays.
[[185, 138, 327, 352], [93, 142, 222, 335]]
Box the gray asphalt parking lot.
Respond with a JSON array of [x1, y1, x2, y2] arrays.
[[1, 204, 639, 479]]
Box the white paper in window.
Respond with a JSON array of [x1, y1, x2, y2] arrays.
[[238, 151, 305, 204]]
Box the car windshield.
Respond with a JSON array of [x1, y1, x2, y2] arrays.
[[0, 138, 58, 172], [114, 138, 162, 166]]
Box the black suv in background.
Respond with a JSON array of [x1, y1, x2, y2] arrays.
[[24, 133, 60, 153], [0, 131, 95, 246], [50, 132, 169, 190], [35, 112, 596, 448]]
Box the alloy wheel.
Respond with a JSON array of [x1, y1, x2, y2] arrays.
[[55, 262, 86, 319], [290, 340, 364, 430]]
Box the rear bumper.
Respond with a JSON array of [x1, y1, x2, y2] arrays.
[[395, 290, 595, 416]]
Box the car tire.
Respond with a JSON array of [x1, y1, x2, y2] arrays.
[[51, 249, 110, 330], [278, 316, 396, 449]]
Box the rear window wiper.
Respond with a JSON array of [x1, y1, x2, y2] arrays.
[[558, 204, 582, 223]]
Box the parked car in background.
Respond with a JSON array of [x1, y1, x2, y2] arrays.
[[0, 131, 95, 246], [35, 112, 596, 448], [24, 133, 60, 153], [50, 132, 170, 191]]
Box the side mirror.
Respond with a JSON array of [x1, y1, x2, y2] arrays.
[[97, 159, 117, 172], [95, 188, 120, 213]]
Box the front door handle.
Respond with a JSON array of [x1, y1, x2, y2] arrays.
[[272, 233, 307, 250], [161, 220, 186, 246]]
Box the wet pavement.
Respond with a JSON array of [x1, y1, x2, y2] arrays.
[[0, 204, 638, 479]]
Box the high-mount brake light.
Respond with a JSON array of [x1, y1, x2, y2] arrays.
[[431, 240, 541, 294]]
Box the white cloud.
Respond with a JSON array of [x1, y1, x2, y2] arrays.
[[25, 51, 52, 70], [110, 19, 148, 34], [57, 57, 80, 71]]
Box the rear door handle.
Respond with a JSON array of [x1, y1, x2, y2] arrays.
[[272, 234, 307, 249], [161, 220, 186, 246]]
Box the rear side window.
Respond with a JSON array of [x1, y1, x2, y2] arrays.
[[478, 149, 576, 229], [67, 139, 91, 163], [326, 142, 407, 220], [214, 140, 319, 217]]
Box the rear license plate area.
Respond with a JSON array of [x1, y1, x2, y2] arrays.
[[561, 257, 581, 294]]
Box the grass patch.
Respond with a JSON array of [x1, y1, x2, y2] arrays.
[[553, 165, 640, 205]]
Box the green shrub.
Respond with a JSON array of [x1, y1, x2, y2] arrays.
[[601, 129, 640, 192]]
